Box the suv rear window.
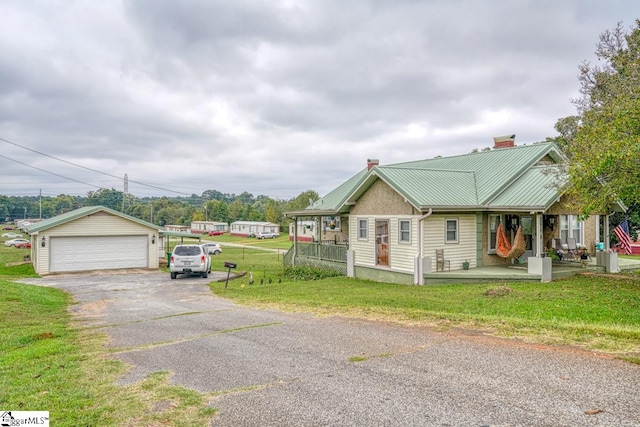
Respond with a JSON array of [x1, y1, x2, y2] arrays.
[[173, 246, 202, 256]]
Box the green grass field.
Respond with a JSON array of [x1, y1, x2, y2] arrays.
[[201, 232, 294, 250], [210, 247, 640, 361], [0, 239, 217, 426], [2, 231, 640, 426]]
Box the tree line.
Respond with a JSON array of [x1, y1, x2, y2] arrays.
[[0, 188, 320, 229]]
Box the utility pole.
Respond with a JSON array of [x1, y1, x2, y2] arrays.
[[39, 189, 42, 220], [122, 173, 128, 212]]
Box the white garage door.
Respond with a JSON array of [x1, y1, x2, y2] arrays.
[[50, 235, 148, 273]]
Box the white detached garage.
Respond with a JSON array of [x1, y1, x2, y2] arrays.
[[28, 206, 162, 275]]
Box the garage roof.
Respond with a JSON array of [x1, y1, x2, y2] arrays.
[[27, 205, 162, 234]]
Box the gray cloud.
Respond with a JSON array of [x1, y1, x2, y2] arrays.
[[1, 0, 638, 198]]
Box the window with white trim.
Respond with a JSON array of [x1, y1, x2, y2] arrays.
[[446, 219, 458, 243], [399, 219, 411, 243], [488, 214, 502, 253], [560, 215, 583, 244], [358, 219, 368, 240]]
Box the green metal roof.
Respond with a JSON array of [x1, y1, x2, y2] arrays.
[[308, 167, 369, 212], [300, 142, 567, 214], [356, 168, 479, 207], [27, 206, 163, 234], [487, 164, 565, 210], [389, 143, 558, 205], [161, 230, 202, 239]]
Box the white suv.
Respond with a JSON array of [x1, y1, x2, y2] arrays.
[[256, 231, 280, 239], [169, 245, 211, 279]]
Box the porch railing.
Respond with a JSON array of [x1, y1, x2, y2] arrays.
[[296, 242, 348, 263], [283, 242, 349, 275]]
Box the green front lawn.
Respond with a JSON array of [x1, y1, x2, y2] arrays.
[[212, 269, 640, 361], [2, 239, 640, 427], [202, 232, 293, 250], [0, 244, 217, 426]]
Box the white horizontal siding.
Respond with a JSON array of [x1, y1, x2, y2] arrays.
[[350, 216, 375, 266], [423, 214, 477, 271], [52, 212, 154, 236], [389, 217, 418, 273], [350, 215, 419, 273]]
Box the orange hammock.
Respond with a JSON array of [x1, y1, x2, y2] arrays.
[[496, 223, 526, 259]]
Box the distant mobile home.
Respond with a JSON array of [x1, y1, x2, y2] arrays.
[[289, 220, 316, 242], [230, 221, 279, 237], [190, 221, 229, 234], [165, 225, 190, 233]]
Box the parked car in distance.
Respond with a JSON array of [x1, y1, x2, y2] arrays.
[[201, 242, 222, 255], [256, 231, 280, 239], [2, 226, 13, 230], [169, 244, 211, 279], [15, 241, 31, 249], [5, 238, 29, 247], [2, 232, 22, 238], [208, 230, 226, 236]]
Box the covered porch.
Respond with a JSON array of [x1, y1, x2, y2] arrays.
[[423, 256, 640, 285]]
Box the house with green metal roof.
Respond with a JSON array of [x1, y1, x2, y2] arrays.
[[286, 136, 623, 285]]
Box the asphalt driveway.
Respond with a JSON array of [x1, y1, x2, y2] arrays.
[[21, 271, 640, 426]]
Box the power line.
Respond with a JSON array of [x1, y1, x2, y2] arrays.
[[0, 153, 102, 189], [0, 136, 192, 196]]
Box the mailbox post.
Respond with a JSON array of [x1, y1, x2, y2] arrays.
[[224, 261, 237, 288]]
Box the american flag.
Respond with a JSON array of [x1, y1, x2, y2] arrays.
[[613, 219, 632, 255]]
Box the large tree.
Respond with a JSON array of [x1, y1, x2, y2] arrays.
[[557, 20, 640, 215]]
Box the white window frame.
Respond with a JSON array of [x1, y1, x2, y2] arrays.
[[398, 219, 411, 244], [446, 218, 459, 243], [358, 218, 368, 241], [560, 215, 584, 245], [488, 214, 502, 254]]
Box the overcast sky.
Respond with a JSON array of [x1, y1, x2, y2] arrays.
[[1, 1, 638, 200]]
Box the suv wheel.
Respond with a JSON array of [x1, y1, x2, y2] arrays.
[[213, 250, 220, 255], [202, 271, 208, 278], [170, 272, 177, 279]]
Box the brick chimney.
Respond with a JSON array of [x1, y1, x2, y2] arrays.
[[367, 158, 379, 170], [493, 134, 516, 149]]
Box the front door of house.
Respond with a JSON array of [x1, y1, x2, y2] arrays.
[[376, 220, 389, 266], [521, 216, 535, 258]]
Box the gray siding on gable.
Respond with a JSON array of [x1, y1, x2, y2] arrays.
[[350, 179, 417, 216]]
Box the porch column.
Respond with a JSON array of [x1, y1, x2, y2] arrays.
[[292, 217, 298, 267], [604, 215, 611, 250], [535, 213, 543, 256]]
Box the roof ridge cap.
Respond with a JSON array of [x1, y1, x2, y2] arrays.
[[389, 141, 553, 166]]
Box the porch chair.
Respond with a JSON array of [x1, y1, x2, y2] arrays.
[[435, 249, 450, 272], [565, 238, 578, 261], [553, 238, 565, 261]]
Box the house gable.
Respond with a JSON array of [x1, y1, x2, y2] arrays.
[[28, 205, 161, 234], [350, 179, 418, 216], [48, 211, 156, 236]]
